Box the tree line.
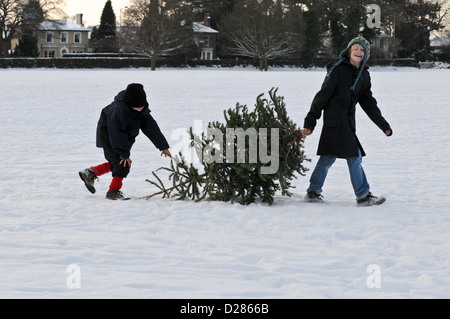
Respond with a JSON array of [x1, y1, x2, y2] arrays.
[[2, 0, 449, 66]]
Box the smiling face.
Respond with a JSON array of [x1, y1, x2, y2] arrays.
[[348, 44, 365, 68]]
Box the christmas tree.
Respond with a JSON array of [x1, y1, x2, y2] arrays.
[[144, 88, 309, 205]]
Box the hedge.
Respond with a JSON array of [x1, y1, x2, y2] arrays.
[[0, 57, 418, 69], [0, 57, 153, 68]]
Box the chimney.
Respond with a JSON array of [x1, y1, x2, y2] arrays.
[[204, 14, 210, 27], [76, 13, 83, 26]]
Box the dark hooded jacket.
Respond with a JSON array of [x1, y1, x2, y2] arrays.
[[304, 46, 391, 158], [96, 91, 170, 160]]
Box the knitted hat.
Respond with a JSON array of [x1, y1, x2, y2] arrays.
[[327, 36, 371, 90], [342, 36, 371, 61], [124, 83, 149, 108]]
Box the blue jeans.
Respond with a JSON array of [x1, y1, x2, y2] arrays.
[[307, 149, 370, 200]]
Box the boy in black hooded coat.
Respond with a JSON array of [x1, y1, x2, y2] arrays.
[[302, 36, 392, 206], [80, 83, 171, 200]]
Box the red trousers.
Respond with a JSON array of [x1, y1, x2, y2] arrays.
[[90, 162, 123, 191]]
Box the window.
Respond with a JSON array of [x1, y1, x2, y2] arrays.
[[203, 35, 209, 46], [201, 48, 213, 61], [61, 32, 68, 43], [74, 32, 81, 43], [43, 50, 56, 57], [46, 32, 53, 43]]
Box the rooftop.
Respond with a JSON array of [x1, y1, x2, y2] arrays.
[[39, 20, 91, 32], [193, 22, 218, 34]]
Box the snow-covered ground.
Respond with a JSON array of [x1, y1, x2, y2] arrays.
[[1, 66, 449, 299]]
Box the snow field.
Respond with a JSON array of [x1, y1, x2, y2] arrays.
[[0, 66, 449, 298]]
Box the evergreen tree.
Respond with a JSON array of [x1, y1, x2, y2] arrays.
[[13, 34, 39, 57], [90, 26, 98, 40], [392, 0, 446, 60], [98, 0, 116, 38], [22, 0, 45, 28], [186, 0, 238, 30], [92, 0, 118, 52], [299, 2, 322, 66], [145, 88, 309, 205]]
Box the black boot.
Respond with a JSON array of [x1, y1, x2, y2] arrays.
[[357, 192, 386, 207], [106, 190, 128, 200], [79, 168, 98, 194], [304, 191, 324, 203]]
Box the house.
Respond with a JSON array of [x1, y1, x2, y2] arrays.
[[193, 15, 218, 60], [36, 14, 90, 58], [430, 36, 450, 51], [371, 32, 399, 59]]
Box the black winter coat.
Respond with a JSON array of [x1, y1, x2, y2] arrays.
[[304, 59, 391, 158], [96, 91, 170, 160]]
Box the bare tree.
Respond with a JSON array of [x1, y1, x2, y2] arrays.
[[121, 0, 195, 70], [1, 0, 25, 55], [221, 0, 304, 71], [0, 0, 64, 56]]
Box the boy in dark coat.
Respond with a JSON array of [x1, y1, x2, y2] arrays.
[[302, 36, 392, 206], [79, 83, 171, 200]]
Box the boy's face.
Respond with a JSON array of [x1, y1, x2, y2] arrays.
[[349, 44, 365, 66], [133, 106, 145, 112]]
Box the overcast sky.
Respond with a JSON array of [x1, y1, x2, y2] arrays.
[[64, 0, 131, 26]]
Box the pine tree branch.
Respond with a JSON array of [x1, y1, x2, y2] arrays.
[[273, 118, 305, 159]]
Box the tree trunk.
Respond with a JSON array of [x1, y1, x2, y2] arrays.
[[0, 39, 7, 57], [151, 55, 156, 71], [259, 58, 268, 71]]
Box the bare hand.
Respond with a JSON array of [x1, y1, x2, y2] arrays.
[[385, 130, 392, 136], [302, 128, 313, 136], [161, 149, 172, 158], [119, 158, 132, 167]]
